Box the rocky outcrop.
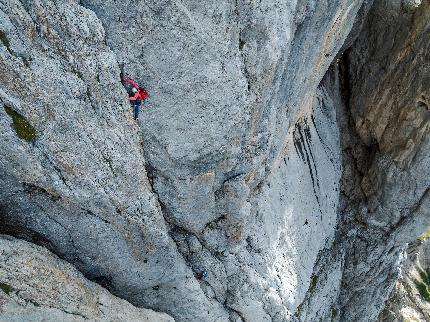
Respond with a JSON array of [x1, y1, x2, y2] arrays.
[[379, 238, 430, 322], [348, 0, 429, 168], [0, 0, 428, 321], [0, 234, 174, 321], [0, 1, 227, 321], [73, 1, 363, 320], [336, 1, 430, 320]]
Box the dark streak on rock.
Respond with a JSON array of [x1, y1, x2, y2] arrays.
[[293, 123, 306, 162], [311, 109, 324, 144], [85, 209, 110, 226], [92, 275, 113, 291], [23, 182, 62, 202], [303, 118, 320, 191], [0, 221, 55, 252], [294, 121, 321, 207]]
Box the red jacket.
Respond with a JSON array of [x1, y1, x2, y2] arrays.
[[122, 79, 149, 101]]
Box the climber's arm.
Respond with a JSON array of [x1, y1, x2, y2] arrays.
[[128, 92, 139, 101], [123, 79, 140, 89]]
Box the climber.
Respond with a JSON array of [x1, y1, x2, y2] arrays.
[[121, 77, 149, 120], [199, 270, 208, 279]]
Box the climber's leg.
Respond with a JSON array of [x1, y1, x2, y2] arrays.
[[133, 101, 141, 120]]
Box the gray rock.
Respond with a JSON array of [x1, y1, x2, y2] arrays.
[[0, 234, 174, 322], [336, 0, 430, 320], [0, 1, 227, 321], [378, 238, 430, 322], [0, 0, 428, 321]]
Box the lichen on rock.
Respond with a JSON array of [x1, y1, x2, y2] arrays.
[[4, 105, 36, 142]]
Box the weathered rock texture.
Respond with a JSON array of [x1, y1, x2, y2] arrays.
[[379, 238, 430, 322], [0, 0, 428, 321], [0, 234, 174, 321], [336, 1, 430, 320]]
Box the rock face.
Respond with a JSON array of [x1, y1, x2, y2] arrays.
[[0, 234, 174, 322], [336, 1, 430, 320], [0, 0, 428, 321], [0, 1, 223, 321], [379, 238, 430, 322]]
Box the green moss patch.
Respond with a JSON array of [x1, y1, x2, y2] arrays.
[[239, 38, 245, 51], [215, 250, 226, 257], [419, 268, 429, 286], [21, 56, 32, 68], [417, 281, 430, 301], [0, 282, 13, 295], [309, 274, 318, 294], [206, 222, 216, 229], [415, 267, 430, 302], [331, 308, 337, 322], [417, 227, 430, 241], [4, 105, 36, 142], [0, 30, 11, 50], [205, 216, 226, 230]]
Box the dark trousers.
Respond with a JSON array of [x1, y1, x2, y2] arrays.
[[131, 100, 142, 120]]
